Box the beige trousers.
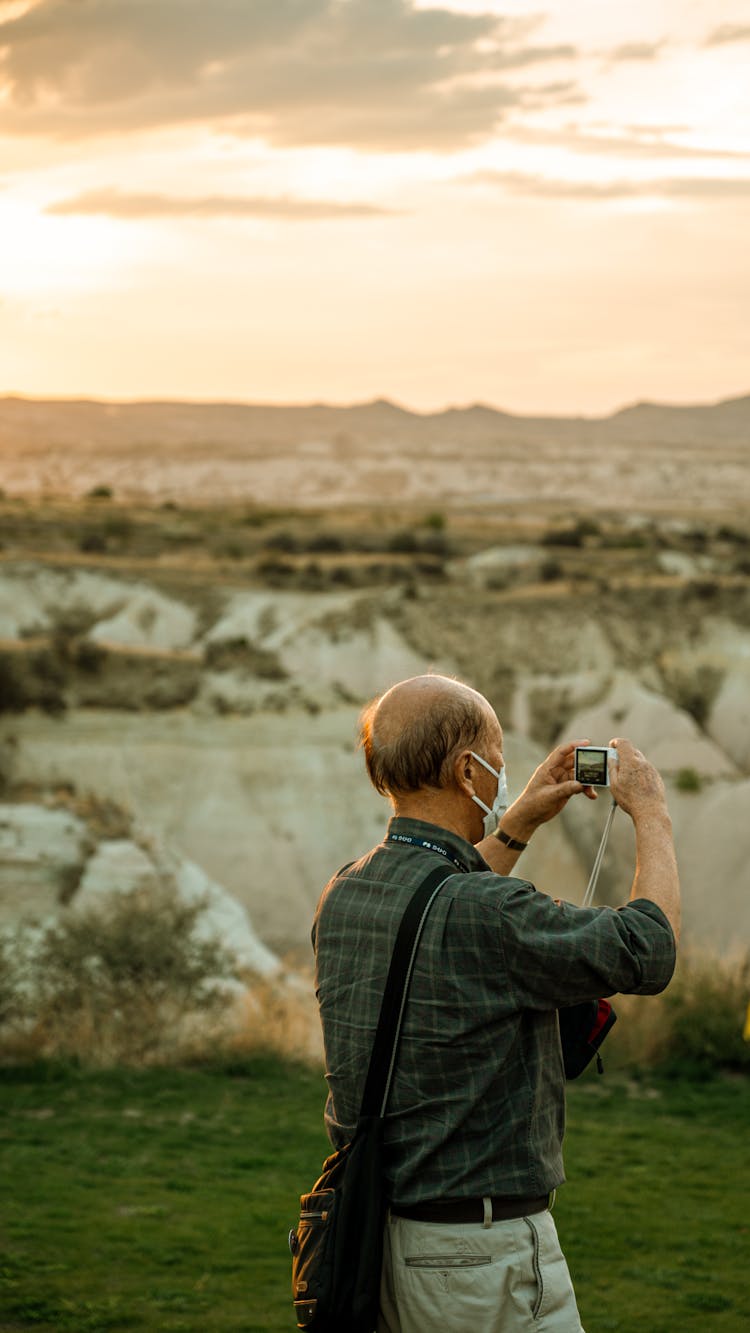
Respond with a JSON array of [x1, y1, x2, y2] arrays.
[[377, 1207, 585, 1333]]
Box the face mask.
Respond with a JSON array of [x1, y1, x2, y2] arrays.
[[469, 751, 509, 837]]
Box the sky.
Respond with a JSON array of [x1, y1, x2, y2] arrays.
[[1, 0, 749, 415]]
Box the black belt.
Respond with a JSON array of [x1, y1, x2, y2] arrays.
[[391, 1194, 550, 1224]]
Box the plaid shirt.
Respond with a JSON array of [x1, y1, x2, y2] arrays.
[[312, 816, 676, 1204]]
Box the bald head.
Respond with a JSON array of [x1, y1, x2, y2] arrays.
[[360, 674, 498, 796]]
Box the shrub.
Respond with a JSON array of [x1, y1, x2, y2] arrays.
[[86, 485, 113, 500], [305, 532, 344, 554], [423, 511, 446, 531], [420, 530, 451, 557], [262, 530, 298, 553], [0, 650, 67, 715], [204, 638, 287, 679], [690, 578, 719, 600], [101, 514, 134, 542], [73, 640, 107, 674], [78, 530, 108, 554], [26, 886, 238, 1066], [256, 556, 295, 585], [540, 558, 563, 582], [608, 949, 750, 1077], [675, 766, 702, 793], [388, 529, 418, 554], [664, 951, 750, 1076], [0, 656, 27, 713], [0, 931, 28, 1032]]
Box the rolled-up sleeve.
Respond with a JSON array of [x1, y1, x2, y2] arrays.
[[495, 881, 677, 1009]]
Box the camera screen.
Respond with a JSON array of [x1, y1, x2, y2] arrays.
[[575, 748, 609, 786]]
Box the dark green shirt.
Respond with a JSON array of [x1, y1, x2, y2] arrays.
[[312, 816, 676, 1204]]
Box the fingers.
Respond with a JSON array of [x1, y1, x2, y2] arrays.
[[545, 739, 591, 781]]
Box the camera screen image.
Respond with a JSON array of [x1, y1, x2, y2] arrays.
[[575, 747, 609, 786]]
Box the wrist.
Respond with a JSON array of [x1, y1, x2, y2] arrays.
[[498, 804, 536, 846], [493, 825, 527, 851], [631, 802, 672, 833]]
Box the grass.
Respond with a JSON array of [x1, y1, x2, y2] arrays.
[[0, 1060, 748, 1332]]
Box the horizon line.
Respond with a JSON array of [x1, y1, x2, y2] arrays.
[[2, 386, 749, 422]]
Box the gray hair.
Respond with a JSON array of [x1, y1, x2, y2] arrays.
[[359, 688, 491, 795]]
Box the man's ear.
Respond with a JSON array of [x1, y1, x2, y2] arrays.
[[453, 750, 475, 796]]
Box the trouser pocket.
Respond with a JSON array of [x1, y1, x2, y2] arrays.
[[405, 1255, 491, 1269], [523, 1213, 582, 1327]]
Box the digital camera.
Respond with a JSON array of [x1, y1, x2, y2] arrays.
[[574, 745, 618, 788]]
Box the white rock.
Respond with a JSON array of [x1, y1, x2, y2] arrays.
[[559, 672, 737, 778], [75, 839, 160, 905], [88, 589, 197, 652], [0, 803, 89, 922], [204, 590, 355, 652], [204, 590, 430, 704], [657, 551, 716, 578], [0, 567, 131, 639], [451, 546, 545, 584], [666, 778, 750, 953], [0, 804, 87, 864], [706, 668, 750, 771], [277, 615, 427, 702], [196, 669, 300, 716], [172, 857, 280, 978], [72, 836, 279, 979]]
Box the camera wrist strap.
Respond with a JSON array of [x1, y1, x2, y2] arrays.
[[581, 799, 617, 908]]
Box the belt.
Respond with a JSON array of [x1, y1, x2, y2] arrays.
[[391, 1194, 550, 1225]]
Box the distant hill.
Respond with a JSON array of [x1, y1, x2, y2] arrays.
[[0, 392, 748, 510]]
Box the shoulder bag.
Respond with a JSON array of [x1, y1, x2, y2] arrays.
[[289, 863, 456, 1333]]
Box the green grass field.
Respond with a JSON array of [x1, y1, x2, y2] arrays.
[[1, 1058, 747, 1332]]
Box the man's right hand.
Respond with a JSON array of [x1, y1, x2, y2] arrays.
[[608, 738, 669, 820], [608, 738, 680, 941]]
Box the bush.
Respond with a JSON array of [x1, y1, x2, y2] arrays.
[[8, 887, 239, 1066], [0, 656, 28, 713], [609, 949, 750, 1077], [664, 951, 750, 1076], [73, 640, 107, 674], [78, 530, 108, 554], [0, 931, 28, 1032], [0, 650, 67, 715], [675, 767, 702, 793], [540, 558, 563, 582], [387, 529, 418, 554], [262, 530, 298, 553], [304, 532, 344, 554]]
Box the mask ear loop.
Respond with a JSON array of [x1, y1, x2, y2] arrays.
[[581, 799, 617, 908]]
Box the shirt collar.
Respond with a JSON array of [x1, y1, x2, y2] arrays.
[[386, 816, 489, 874]]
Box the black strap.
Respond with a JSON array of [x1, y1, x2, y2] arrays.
[[359, 864, 456, 1119]]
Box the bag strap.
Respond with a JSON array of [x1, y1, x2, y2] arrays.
[[359, 863, 457, 1120]]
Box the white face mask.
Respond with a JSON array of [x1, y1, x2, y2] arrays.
[[469, 751, 509, 837]]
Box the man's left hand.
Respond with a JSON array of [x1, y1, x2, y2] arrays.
[[500, 739, 597, 844]]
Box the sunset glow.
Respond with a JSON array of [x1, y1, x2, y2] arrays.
[[0, 0, 748, 413]]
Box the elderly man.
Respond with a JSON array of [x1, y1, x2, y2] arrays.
[[312, 674, 679, 1333]]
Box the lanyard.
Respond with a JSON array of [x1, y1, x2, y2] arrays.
[[385, 832, 469, 874]]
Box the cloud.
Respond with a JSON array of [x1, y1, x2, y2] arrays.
[[0, 0, 580, 150], [704, 24, 750, 47], [468, 170, 750, 201], [608, 41, 665, 62], [45, 188, 398, 220], [505, 123, 750, 163]]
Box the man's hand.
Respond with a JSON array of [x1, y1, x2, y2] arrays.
[[608, 738, 680, 941], [608, 737, 668, 818], [500, 738, 597, 845]]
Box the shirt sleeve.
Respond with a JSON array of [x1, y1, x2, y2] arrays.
[[493, 878, 677, 1009]]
